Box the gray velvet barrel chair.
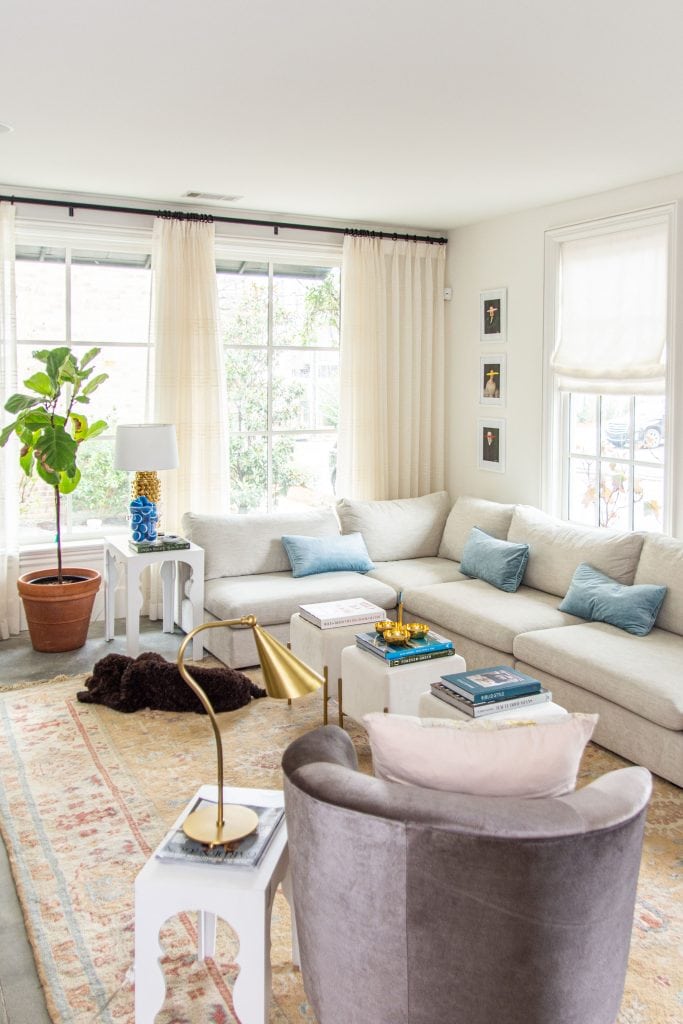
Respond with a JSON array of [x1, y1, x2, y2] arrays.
[[281, 725, 652, 1024]]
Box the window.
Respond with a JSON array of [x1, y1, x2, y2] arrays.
[[217, 259, 340, 513], [544, 209, 672, 533], [15, 232, 153, 544]]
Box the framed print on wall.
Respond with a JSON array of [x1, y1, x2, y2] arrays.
[[480, 287, 507, 343], [480, 354, 507, 406], [478, 418, 506, 472]]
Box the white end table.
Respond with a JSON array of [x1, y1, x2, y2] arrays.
[[103, 536, 205, 660], [418, 691, 568, 722], [134, 784, 298, 1024], [340, 645, 467, 724]]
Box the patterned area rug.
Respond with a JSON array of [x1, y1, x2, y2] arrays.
[[0, 675, 680, 1024]]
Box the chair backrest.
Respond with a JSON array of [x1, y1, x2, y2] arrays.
[[282, 725, 651, 1024]]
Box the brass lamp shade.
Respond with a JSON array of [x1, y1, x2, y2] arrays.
[[177, 616, 323, 847]]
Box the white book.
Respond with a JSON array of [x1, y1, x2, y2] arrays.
[[298, 598, 387, 630]]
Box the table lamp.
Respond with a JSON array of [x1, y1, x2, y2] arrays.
[[177, 616, 324, 847], [114, 424, 179, 541]]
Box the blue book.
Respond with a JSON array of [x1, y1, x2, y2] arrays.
[[355, 629, 454, 662], [440, 665, 541, 704]]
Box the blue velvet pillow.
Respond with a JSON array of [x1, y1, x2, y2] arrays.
[[559, 563, 667, 636], [460, 526, 529, 593], [281, 532, 375, 578]]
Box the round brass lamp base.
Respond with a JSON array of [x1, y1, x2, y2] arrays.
[[182, 804, 259, 847]]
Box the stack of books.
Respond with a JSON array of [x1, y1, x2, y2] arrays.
[[129, 534, 190, 553], [431, 665, 551, 717], [298, 598, 387, 630], [156, 799, 285, 868], [356, 628, 455, 667]]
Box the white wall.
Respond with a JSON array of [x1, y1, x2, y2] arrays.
[[445, 171, 683, 537]]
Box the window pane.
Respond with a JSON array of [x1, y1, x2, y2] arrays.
[[272, 433, 338, 509], [217, 267, 268, 346], [18, 471, 56, 543], [229, 435, 268, 513], [272, 266, 340, 347], [634, 466, 665, 532], [568, 457, 598, 526], [599, 461, 631, 530], [71, 440, 130, 527], [634, 396, 666, 465], [272, 350, 339, 431], [71, 257, 151, 343], [601, 396, 632, 456], [15, 250, 66, 341], [78, 345, 150, 429], [226, 349, 267, 432], [569, 394, 597, 455]]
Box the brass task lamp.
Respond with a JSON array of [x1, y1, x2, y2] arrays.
[[177, 615, 323, 847]]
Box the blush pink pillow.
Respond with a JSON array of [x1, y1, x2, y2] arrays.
[[363, 712, 598, 798]]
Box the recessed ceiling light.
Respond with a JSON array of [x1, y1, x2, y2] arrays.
[[0, 122, 14, 134]]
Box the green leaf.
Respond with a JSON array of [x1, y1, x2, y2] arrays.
[[31, 349, 52, 363], [69, 413, 88, 441], [84, 418, 108, 440], [22, 409, 52, 429], [0, 421, 17, 447], [45, 347, 71, 384], [81, 373, 108, 396], [35, 425, 78, 473], [74, 395, 91, 404], [80, 347, 101, 369], [58, 466, 81, 494], [19, 449, 34, 476], [23, 371, 55, 397], [4, 393, 42, 414], [35, 460, 59, 487]]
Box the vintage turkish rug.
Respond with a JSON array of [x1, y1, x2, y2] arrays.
[[0, 674, 680, 1024]]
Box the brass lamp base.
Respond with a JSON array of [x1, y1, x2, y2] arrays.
[[182, 803, 259, 848]]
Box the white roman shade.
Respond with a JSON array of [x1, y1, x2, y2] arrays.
[[551, 219, 668, 394]]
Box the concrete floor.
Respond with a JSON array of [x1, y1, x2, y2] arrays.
[[0, 619, 188, 1024]]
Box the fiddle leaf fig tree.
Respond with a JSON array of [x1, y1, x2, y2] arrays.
[[0, 346, 108, 583]]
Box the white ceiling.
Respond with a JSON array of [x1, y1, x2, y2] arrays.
[[2, 0, 683, 230]]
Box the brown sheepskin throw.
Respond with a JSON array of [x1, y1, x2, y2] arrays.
[[77, 651, 266, 714]]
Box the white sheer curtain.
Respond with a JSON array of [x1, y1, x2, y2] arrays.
[[337, 235, 446, 499], [0, 202, 20, 639], [149, 216, 229, 615]]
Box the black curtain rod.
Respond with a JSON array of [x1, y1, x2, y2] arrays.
[[0, 193, 448, 245]]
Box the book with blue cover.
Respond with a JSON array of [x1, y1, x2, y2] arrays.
[[356, 629, 454, 662], [440, 665, 541, 704]]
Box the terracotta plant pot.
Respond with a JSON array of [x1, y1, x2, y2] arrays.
[[18, 567, 101, 653]]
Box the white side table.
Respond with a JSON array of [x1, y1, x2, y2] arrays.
[[103, 536, 205, 660], [134, 784, 298, 1024], [340, 645, 467, 724], [418, 691, 568, 723]]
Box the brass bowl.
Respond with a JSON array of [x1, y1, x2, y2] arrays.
[[383, 625, 411, 646], [374, 620, 396, 635], [406, 622, 429, 639]]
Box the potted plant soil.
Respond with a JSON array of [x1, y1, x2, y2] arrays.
[[1, 346, 108, 652]]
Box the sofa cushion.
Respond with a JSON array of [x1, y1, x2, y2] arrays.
[[336, 491, 451, 562], [403, 580, 582, 655], [282, 532, 374, 578], [460, 527, 529, 593], [204, 571, 397, 627], [438, 495, 515, 562], [507, 506, 644, 597], [559, 563, 667, 636], [370, 557, 467, 592], [182, 509, 340, 580], [513, 622, 683, 730], [634, 533, 683, 637], [363, 711, 597, 798]]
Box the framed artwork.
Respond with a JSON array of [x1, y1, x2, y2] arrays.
[[480, 354, 506, 406], [480, 288, 507, 343], [478, 418, 506, 472]]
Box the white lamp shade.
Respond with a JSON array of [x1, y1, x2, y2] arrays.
[[114, 424, 179, 471]]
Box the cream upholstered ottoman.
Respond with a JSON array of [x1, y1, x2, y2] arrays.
[[418, 691, 568, 723], [340, 645, 466, 725], [289, 613, 376, 724]]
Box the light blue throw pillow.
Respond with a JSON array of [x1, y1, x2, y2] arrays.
[[282, 532, 375, 578], [559, 562, 667, 636], [460, 526, 530, 593]]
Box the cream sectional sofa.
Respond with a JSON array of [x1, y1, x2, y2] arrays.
[[181, 493, 683, 786]]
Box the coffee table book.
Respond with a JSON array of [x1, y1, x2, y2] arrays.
[[356, 629, 455, 665], [298, 598, 387, 629], [440, 665, 541, 704], [430, 681, 552, 717], [155, 799, 284, 867], [129, 534, 191, 553]]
